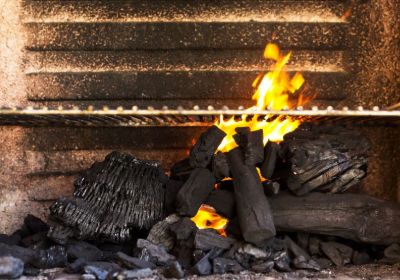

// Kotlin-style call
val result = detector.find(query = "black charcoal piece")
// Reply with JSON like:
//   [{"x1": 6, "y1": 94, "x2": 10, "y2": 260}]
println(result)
[
  {"x1": 213, "y1": 257, "x2": 243, "y2": 274},
  {"x1": 0, "y1": 244, "x2": 35, "y2": 263},
  {"x1": 176, "y1": 168, "x2": 216, "y2": 217},
  {"x1": 170, "y1": 158, "x2": 193, "y2": 181},
  {"x1": 352, "y1": 250, "x2": 370, "y2": 265},
  {"x1": 380, "y1": 243, "x2": 400, "y2": 264},
  {"x1": 262, "y1": 181, "x2": 280, "y2": 197},
  {"x1": 109, "y1": 268, "x2": 153, "y2": 280},
  {"x1": 163, "y1": 261, "x2": 185, "y2": 279},
  {"x1": 194, "y1": 229, "x2": 235, "y2": 251},
  {"x1": 313, "y1": 257, "x2": 332, "y2": 269},
  {"x1": 67, "y1": 241, "x2": 103, "y2": 262},
  {"x1": 170, "y1": 217, "x2": 197, "y2": 241},
  {"x1": 251, "y1": 260, "x2": 274, "y2": 273},
  {"x1": 164, "y1": 180, "x2": 184, "y2": 214},
  {"x1": 147, "y1": 214, "x2": 180, "y2": 251},
  {"x1": 0, "y1": 233, "x2": 21, "y2": 246},
  {"x1": 270, "y1": 192, "x2": 400, "y2": 245},
  {"x1": 296, "y1": 232, "x2": 310, "y2": 251},
  {"x1": 260, "y1": 141, "x2": 280, "y2": 179},
  {"x1": 273, "y1": 251, "x2": 292, "y2": 272},
  {"x1": 205, "y1": 189, "x2": 236, "y2": 219},
  {"x1": 137, "y1": 239, "x2": 175, "y2": 266},
  {"x1": 47, "y1": 224, "x2": 75, "y2": 245},
  {"x1": 237, "y1": 243, "x2": 270, "y2": 260},
  {"x1": 84, "y1": 262, "x2": 121, "y2": 280},
  {"x1": 212, "y1": 152, "x2": 230, "y2": 180},
  {"x1": 308, "y1": 236, "x2": 322, "y2": 256},
  {"x1": 227, "y1": 148, "x2": 276, "y2": 246},
  {"x1": 293, "y1": 256, "x2": 321, "y2": 271},
  {"x1": 23, "y1": 266, "x2": 40, "y2": 277},
  {"x1": 192, "y1": 254, "x2": 212, "y2": 276},
  {"x1": 171, "y1": 237, "x2": 195, "y2": 269},
  {"x1": 233, "y1": 129, "x2": 264, "y2": 166},
  {"x1": 283, "y1": 235, "x2": 311, "y2": 260},
  {"x1": 0, "y1": 257, "x2": 24, "y2": 279},
  {"x1": 320, "y1": 242, "x2": 353, "y2": 266},
  {"x1": 116, "y1": 252, "x2": 155, "y2": 270},
  {"x1": 189, "y1": 125, "x2": 226, "y2": 168},
  {"x1": 49, "y1": 152, "x2": 167, "y2": 243},
  {"x1": 31, "y1": 245, "x2": 68, "y2": 269},
  {"x1": 20, "y1": 232, "x2": 48, "y2": 249},
  {"x1": 24, "y1": 215, "x2": 49, "y2": 235},
  {"x1": 66, "y1": 258, "x2": 87, "y2": 273}
]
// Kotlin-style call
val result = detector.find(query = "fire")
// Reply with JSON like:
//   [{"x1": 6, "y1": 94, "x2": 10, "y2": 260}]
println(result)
[
  {"x1": 216, "y1": 43, "x2": 307, "y2": 153},
  {"x1": 191, "y1": 205, "x2": 228, "y2": 237}
]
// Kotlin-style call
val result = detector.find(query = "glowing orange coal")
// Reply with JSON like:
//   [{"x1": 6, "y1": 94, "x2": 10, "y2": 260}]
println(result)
[
  {"x1": 216, "y1": 43, "x2": 307, "y2": 153},
  {"x1": 191, "y1": 205, "x2": 228, "y2": 237}
]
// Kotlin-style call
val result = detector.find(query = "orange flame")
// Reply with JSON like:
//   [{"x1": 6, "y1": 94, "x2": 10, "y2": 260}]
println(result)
[
  {"x1": 216, "y1": 43, "x2": 308, "y2": 153},
  {"x1": 191, "y1": 205, "x2": 228, "y2": 237}
]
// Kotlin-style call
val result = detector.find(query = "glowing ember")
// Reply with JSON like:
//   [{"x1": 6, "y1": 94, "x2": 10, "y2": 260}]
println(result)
[
  {"x1": 216, "y1": 43, "x2": 308, "y2": 153},
  {"x1": 191, "y1": 204, "x2": 228, "y2": 237}
]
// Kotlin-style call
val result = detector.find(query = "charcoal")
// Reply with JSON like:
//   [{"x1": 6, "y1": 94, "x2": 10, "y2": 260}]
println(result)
[
  {"x1": 50, "y1": 152, "x2": 167, "y2": 243},
  {"x1": 237, "y1": 243, "x2": 270, "y2": 260},
  {"x1": 0, "y1": 257, "x2": 24, "y2": 279},
  {"x1": 296, "y1": 233, "x2": 310, "y2": 252},
  {"x1": 171, "y1": 237, "x2": 195, "y2": 269},
  {"x1": 280, "y1": 123, "x2": 369, "y2": 195},
  {"x1": 194, "y1": 229, "x2": 235, "y2": 251},
  {"x1": 66, "y1": 241, "x2": 103, "y2": 262},
  {"x1": 227, "y1": 148, "x2": 276, "y2": 246},
  {"x1": 136, "y1": 239, "x2": 175, "y2": 266},
  {"x1": 47, "y1": 224, "x2": 75, "y2": 245},
  {"x1": 97, "y1": 243, "x2": 132, "y2": 255},
  {"x1": 233, "y1": 129, "x2": 264, "y2": 166},
  {"x1": 380, "y1": 243, "x2": 400, "y2": 264},
  {"x1": 308, "y1": 236, "x2": 321, "y2": 256},
  {"x1": 116, "y1": 252, "x2": 155, "y2": 270},
  {"x1": 313, "y1": 257, "x2": 332, "y2": 269},
  {"x1": 213, "y1": 257, "x2": 243, "y2": 274},
  {"x1": 0, "y1": 233, "x2": 21, "y2": 246},
  {"x1": 21, "y1": 232, "x2": 49, "y2": 249},
  {"x1": 170, "y1": 158, "x2": 193, "y2": 181},
  {"x1": 162, "y1": 261, "x2": 185, "y2": 279},
  {"x1": 352, "y1": 250, "x2": 370, "y2": 265},
  {"x1": 23, "y1": 266, "x2": 40, "y2": 276},
  {"x1": 24, "y1": 215, "x2": 49, "y2": 235},
  {"x1": 193, "y1": 250, "x2": 206, "y2": 263},
  {"x1": 273, "y1": 251, "x2": 292, "y2": 272},
  {"x1": 164, "y1": 180, "x2": 184, "y2": 214},
  {"x1": 0, "y1": 243, "x2": 35, "y2": 263},
  {"x1": 84, "y1": 262, "x2": 121, "y2": 280},
  {"x1": 293, "y1": 256, "x2": 320, "y2": 271},
  {"x1": 320, "y1": 241, "x2": 353, "y2": 266},
  {"x1": 147, "y1": 214, "x2": 179, "y2": 251},
  {"x1": 260, "y1": 141, "x2": 280, "y2": 179},
  {"x1": 31, "y1": 245, "x2": 68, "y2": 269},
  {"x1": 212, "y1": 152, "x2": 230, "y2": 180},
  {"x1": 251, "y1": 260, "x2": 274, "y2": 273},
  {"x1": 192, "y1": 254, "x2": 212, "y2": 276},
  {"x1": 176, "y1": 168, "x2": 216, "y2": 217},
  {"x1": 205, "y1": 189, "x2": 236, "y2": 219},
  {"x1": 66, "y1": 258, "x2": 87, "y2": 273},
  {"x1": 109, "y1": 268, "x2": 153, "y2": 280},
  {"x1": 170, "y1": 217, "x2": 197, "y2": 241},
  {"x1": 283, "y1": 235, "x2": 311, "y2": 260},
  {"x1": 262, "y1": 181, "x2": 280, "y2": 197},
  {"x1": 189, "y1": 125, "x2": 226, "y2": 168}
]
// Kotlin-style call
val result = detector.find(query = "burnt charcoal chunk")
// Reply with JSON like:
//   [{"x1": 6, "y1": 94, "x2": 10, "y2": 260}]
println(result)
[
  {"x1": 170, "y1": 158, "x2": 193, "y2": 181},
  {"x1": 192, "y1": 255, "x2": 212, "y2": 276},
  {"x1": 189, "y1": 125, "x2": 226, "y2": 168},
  {"x1": 212, "y1": 152, "x2": 230, "y2": 180},
  {"x1": 273, "y1": 251, "x2": 291, "y2": 272},
  {"x1": 116, "y1": 252, "x2": 155, "y2": 269},
  {"x1": 313, "y1": 257, "x2": 332, "y2": 269},
  {"x1": 308, "y1": 236, "x2": 322, "y2": 256},
  {"x1": 293, "y1": 256, "x2": 321, "y2": 271},
  {"x1": 237, "y1": 243, "x2": 271, "y2": 260},
  {"x1": 137, "y1": 239, "x2": 175, "y2": 266},
  {"x1": 147, "y1": 214, "x2": 180, "y2": 251},
  {"x1": 163, "y1": 261, "x2": 185, "y2": 279},
  {"x1": 0, "y1": 244, "x2": 35, "y2": 263},
  {"x1": 283, "y1": 235, "x2": 311, "y2": 260},
  {"x1": 0, "y1": 257, "x2": 24, "y2": 279},
  {"x1": 205, "y1": 189, "x2": 236, "y2": 219},
  {"x1": 251, "y1": 260, "x2": 274, "y2": 273},
  {"x1": 84, "y1": 262, "x2": 121, "y2": 280},
  {"x1": 164, "y1": 180, "x2": 184, "y2": 214},
  {"x1": 352, "y1": 251, "x2": 370, "y2": 265},
  {"x1": 66, "y1": 258, "x2": 87, "y2": 273},
  {"x1": 67, "y1": 241, "x2": 103, "y2": 262},
  {"x1": 23, "y1": 266, "x2": 40, "y2": 276},
  {"x1": 31, "y1": 245, "x2": 68, "y2": 269},
  {"x1": 24, "y1": 215, "x2": 49, "y2": 234},
  {"x1": 109, "y1": 268, "x2": 153, "y2": 280},
  {"x1": 49, "y1": 152, "x2": 167, "y2": 243},
  {"x1": 380, "y1": 243, "x2": 400, "y2": 264},
  {"x1": 0, "y1": 234, "x2": 21, "y2": 246},
  {"x1": 20, "y1": 232, "x2": 48, "y2": 249},
  {"x1": 47, "y1": 225, "x2": 75, "y2": 245},
  {"x1": 296, "y1": 232, "x2": 310, "y2": 251},
  {"x1": 320, "y1": 241, "x2": 353, "y2": 266},
  {"x1": 260, "y1": 141, "x2": 280, "y2": 179},
  {"x1": 194, "y1": 229, "x2": 235, "y2": 251},
  {"x1": 176, "y1": 168, "x2": 216, "y2": 217},
  {"x1": 213, "y1": 257, "x2": 243, "y2": 274},
  {"x1": 170, "y1": 217, "x2": 197, "y2": 241},
  {"x1": 233, "y1": 129, "x2": 264, "y2": 166}
]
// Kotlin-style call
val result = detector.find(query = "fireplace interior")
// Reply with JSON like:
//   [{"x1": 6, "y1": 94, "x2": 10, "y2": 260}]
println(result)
[{"x1": 0, "y1": 0, "x2": 399, "y2": 279}]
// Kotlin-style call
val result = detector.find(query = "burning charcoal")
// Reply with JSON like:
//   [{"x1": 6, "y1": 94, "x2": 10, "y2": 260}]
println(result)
[
  {"x1": 0, "y1": 233, "x2": 21, "y2": 246},
  {"x1": 176, "y1": 168, "x2": 216, "y2": 217},
  {"x1": 0, "y1": 257, "x2": 24, "y2": 279},
  {"x1": 233, "y1": 129, "x2": 264, "y2": 166},
  {"x1": 260, "y1": 141, "x2": 280, "y2": 179},
  {"x1": 320, "y1": 241, "x2": 353, "y2": 266},
  {"x1": 170, "y1": 158, "x2": 193, "y2": 181},
  {"x1": 213, "y1": 257, "x2": 243, "y2": 274},
  {"x1": 280, "y1": 123, "x2": 369, "y2": 195},
  {"x1": 273, "y1": 250, "x2": 292, "y2": 272},
  {"x1": 237, "y1": 243, "x2": 270, "y2": 260},
  {"x1": 24, "y1": 215, "x2": 49, "y2": 234},
  {"x1": 227, "y1": 148, "x2": 276, "y2": 246},
  {"x1": 189, "y1": 125, "x2": 226, "y2": 168},
  {"x1": 205, "y1": 189, "x2": 236, "y2": 219},
  {"x1": 0, "y1": 243, "x2": 35, "y2": 263},
  {"x1": 380, "y1": 243, "x2": 400, "y2": 264},
  {"x1": 352, "y1": 250, "x2": 370, "y2": 265},
  {"x1": 137, "y1": 239, "x2": 175, "y2": 266},
  {"x1": 66, "y1": 258, "x2": 87, "y2": 273},
  {"x1": 262, "y1": 181, "x2": 280, "y2": 197},
  {"x1": 147, "y1": 214, "x2": 180, "y2": 251},
  {"x1": 84, "y1": 262, "x2": 121, "y2": 280},
  {"x1": 212, "y1": 152, "x2": 230, "y2": 180},
  {"x1": 108, "y1": 268, "x2": 153, "y2": 280},
  {"x1": 170, "y1": 217, "x2": 197, "y2": 241},
  {"x1": 192, "y1": 254, "x2": 212, "y2": 276},
  {"x1": 162, "y1": 261, "x2": 185, "y2": 279},
  {"x1": 251, "y1": 260, "x2": 274, "y2": 273},
  {"x1": 50, "y1": 152, "x2": 167, "y2": 243},
  {"x1": 67, "y1": 241, "x2": 103, "y2": 262},
  {"x1": 165, "y1": 180, "x2": 184, "y2": 214},
  {"x1": 194, "y1": 229, "x2": 235, "y2": 251},
  {"x1": 116, "y1": 252, "x2": 155, "y2": 270},
  {"x1": 31, "y1": 245, "x2": 68, "y2": 269}
]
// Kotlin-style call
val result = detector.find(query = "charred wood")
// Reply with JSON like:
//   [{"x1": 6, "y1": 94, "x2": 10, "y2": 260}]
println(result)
[
  {"x1": 205, "y1": 189, "x2": 236, "y2": 219},
  {"x1": 212, "y1": 152, "x2": 230, "y2": 180},
  {"x1": 259, "y1": 141, "x2": 280, "y2": 179},
  {"x1": 170, "y1": 158, "x2": 193, "y2": 182},
  {"x1": 233, "y1": 129, "x2": 264, "y2": 166}
]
